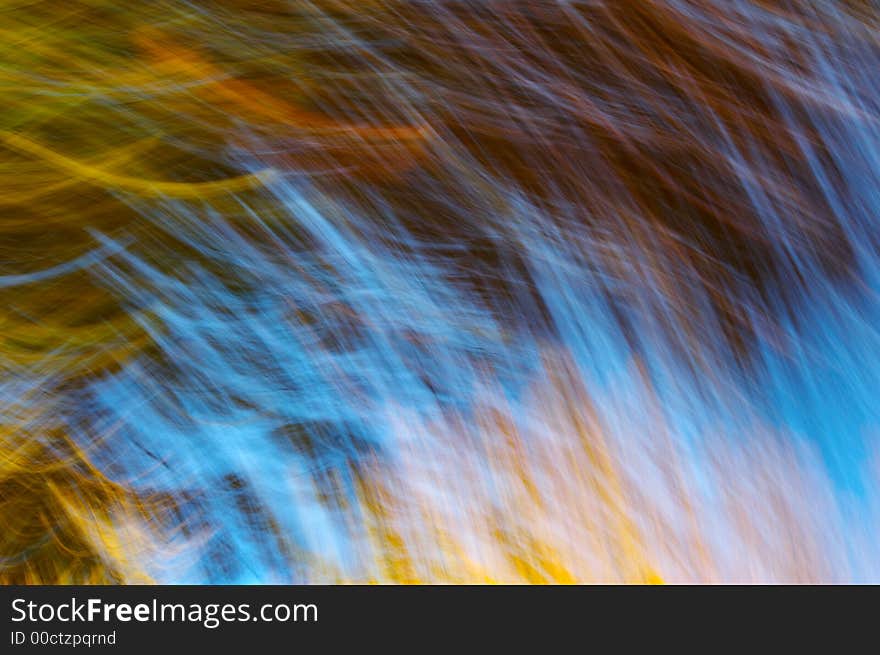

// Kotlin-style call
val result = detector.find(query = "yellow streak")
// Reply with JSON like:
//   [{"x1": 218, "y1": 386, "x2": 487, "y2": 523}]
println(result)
[{"x1": 0, "y1": 131, "x2": 277, "y2": 199}]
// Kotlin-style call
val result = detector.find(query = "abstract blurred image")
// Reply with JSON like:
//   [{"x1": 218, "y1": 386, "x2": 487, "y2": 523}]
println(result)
[{"x1": 2, "y1": 0, "x2": 880, "y2": 584}]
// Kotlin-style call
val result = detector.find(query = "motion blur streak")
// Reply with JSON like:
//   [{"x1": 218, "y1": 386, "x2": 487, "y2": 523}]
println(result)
[{"x1": 1, "y1": 1, "x2": 879, "y2": 583}]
